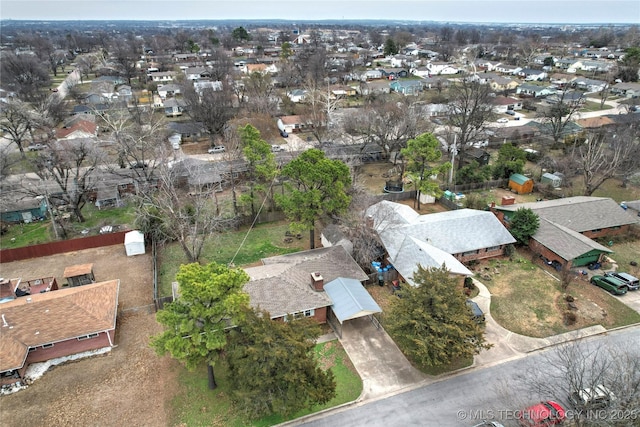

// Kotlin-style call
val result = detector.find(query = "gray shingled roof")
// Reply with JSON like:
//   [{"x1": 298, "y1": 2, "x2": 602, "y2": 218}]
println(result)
[
  {"x1": 381, "y1": 235, "x2": 472, "y2": 285},
  {"x1": 243, "y1": 246, "x2": 368, "y2": 318},
  {"x1": 375, "y1": 206, "x2": 516, "y2": 255},
  {"x1": 496, "y1": 197, "x2": 638, "y2": 232},
  {"x1": 533, "y1": 219, "x2": 613, "y2": 261}
]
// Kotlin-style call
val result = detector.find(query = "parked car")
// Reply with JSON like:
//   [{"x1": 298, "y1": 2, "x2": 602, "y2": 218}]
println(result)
[
  {"x1": 590, "y1": 275, "x2": 628, "y2": 295},
  {"x1": 569, "y1": 384, "x2": 616, "y2": 410},
  {"x1": 466, "y1": 299, "x2": 485, "y2": 323},
  {"x1": 279, "y1": 130, "x2": 289, "y2": 138},
  {"x1": 604, "y1": 272, "x2": 639, "y2": 291},
  {"x1": 207, "y1": 146, "x2": 225, "y2": 154},
  {"x1": 27, "y1": 143, "x2": 46, "y2": 151},
  {"x1": 505, "y1": 110, "x2": 516, "y2": 116},
  {"x1": 518, "y1": 401, "x2": 565, "y2": 426},
  {"x1": 497, "y1": 118, "x2": 509, "y2": 123},
  {"x1": 129, "y1": 161, "x2": 148, "y2": 169},
  {"x1": 271, "y1": 145, "x2": 285, "y2": 152}
]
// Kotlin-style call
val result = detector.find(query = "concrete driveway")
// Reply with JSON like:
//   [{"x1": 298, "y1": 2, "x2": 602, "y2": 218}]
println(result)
[{"x1": 338, "y1": 316, "x2": 426, "y2": 400}]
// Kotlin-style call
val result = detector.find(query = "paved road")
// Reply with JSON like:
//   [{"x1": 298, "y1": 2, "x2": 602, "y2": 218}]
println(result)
[{"x1": 295, "y1": 327, "x2": 640, "y2": 427}]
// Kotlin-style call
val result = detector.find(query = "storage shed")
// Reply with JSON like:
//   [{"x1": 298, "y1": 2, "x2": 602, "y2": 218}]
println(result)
[
  {"x1": 508, "y1": 173, "x2": 534, "y2": 195},
  {"x1": 63, "y1": 263, "x2": 95, "y2": 287},
  {"x1": 124, "y1": 230, "x2": 146, "y2": 256},
  {"x1": 541, "y1": 172, "x2": 562, "y2": 188}
]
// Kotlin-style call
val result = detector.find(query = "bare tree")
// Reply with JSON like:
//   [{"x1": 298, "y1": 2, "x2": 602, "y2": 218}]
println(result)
[
  {"x1": 182, "y1": 80, "x2": 236, "y2": 145},
  {"x1": 537, "y1": 91, "x2": 585, "y2": 144},
  {"x1": 0, "y1": 53, "x2": 51, "y2": 101},
  {"x1": 573, "y1": 124, "x2": 640, "y2": 196},
  {"x1": 447, "y1": 79, "x2": 495, "y2": 167},
  {"x1": 515, "y1": 339, "x2": 640, "y2": 427},
  {"x1": 344, "y1": 98, "x2": 424, "y2": 161},
  {"x1": 0, "y1": 99, "x2": 35, "y2": 158},
  {"x1": 135, "y1": 160, "x2": 237, "y2": 263},
  {"x1": 99, "y1": 105, "x2": 170, "y2": 182},
  {"x1": 32, "y1": 138, "x2": 104, "y2": 222},
  {"x1": 239, "y1": 72, "x2": 279, "y2": 115}
]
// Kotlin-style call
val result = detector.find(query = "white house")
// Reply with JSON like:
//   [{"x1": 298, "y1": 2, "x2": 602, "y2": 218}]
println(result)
[{"x1": 426, "y1": 62, "x2": 459, "y2": 75}]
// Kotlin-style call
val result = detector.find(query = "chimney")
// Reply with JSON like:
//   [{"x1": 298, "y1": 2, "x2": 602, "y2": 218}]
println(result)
[
  {"x1": 310, "y1": 272, "x2": 324, "y2": 292},
  {"x1": 366, "y1": 215, "x2": 374, "y2": 228},
  {"x1": 501, "y1": 196, "x2": 515, "y2": 206}
]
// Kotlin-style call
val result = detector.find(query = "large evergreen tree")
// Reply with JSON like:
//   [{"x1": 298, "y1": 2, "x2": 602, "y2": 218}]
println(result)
[
  {"x1": 239, "y1": 124, "x2": 278, "y2": 216},
  {"x1": 226, "y1": 308, "x2": 336, "y2": 419},
  {"x1": 150, "y1": 262, "x2": 250, "y2": 389},
  {"x1": 492, "y1": 143, "x2": 526, "y2": 179},
  {"x1": 275, "y1": 149, "x2": 351, "y2": 249},
  {"x1": 509, "y1": 208, "x2": 540, "y2": 245},
  {"x1": 401, "y1": 132, "x2": 451, "y2": 210},
  {"x1": 385, "y1": 266, "x2": 491, "y2": 367}
]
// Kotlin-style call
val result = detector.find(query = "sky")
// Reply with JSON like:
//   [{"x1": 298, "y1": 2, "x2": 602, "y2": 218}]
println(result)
[{"x1": 0, "y1": 0, "x2": 638, "y2": 24}]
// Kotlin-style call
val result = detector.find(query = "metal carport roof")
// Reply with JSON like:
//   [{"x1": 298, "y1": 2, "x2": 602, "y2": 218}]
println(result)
[{"x1": 324, "y1": 277, "x2": 382, "y2": 324}]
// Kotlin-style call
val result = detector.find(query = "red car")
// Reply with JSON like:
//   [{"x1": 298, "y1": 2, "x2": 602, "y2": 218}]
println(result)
[{"x1": 519, "y1": 401, "x2": 565, "y2": 426}]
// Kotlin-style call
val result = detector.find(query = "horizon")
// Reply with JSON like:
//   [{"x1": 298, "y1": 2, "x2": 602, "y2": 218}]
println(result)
[{"x1": 1, "y1": 1, "x2": 638, "y2": 25}]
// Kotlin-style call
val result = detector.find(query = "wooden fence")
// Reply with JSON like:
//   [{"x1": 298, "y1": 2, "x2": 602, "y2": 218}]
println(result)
[{"x1": 0, "y1": 230, "x2": 129, "y2": 263}]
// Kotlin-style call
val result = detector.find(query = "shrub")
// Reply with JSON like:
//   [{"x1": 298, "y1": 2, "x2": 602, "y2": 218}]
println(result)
[{"x1": 563, "y1": 310, "x2": 577, "y2": 325}]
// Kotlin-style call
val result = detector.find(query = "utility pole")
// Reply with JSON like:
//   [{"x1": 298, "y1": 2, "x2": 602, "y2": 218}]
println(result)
[{"x1": 448, "y1": 134, "x2": 457, "y2": 185}]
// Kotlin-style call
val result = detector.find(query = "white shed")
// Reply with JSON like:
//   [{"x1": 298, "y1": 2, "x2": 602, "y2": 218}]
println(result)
[{"x1": 124, "y1": 230, "x2": 146, "y2": 256}]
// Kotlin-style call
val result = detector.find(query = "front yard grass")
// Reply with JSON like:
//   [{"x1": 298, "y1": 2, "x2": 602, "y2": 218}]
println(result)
[
  {"x1": 169, "y1": 340, "x2": 361, "y2": 427},
  {"x1": 477, "y1": 248, "x2": 640, "y2": 337}
]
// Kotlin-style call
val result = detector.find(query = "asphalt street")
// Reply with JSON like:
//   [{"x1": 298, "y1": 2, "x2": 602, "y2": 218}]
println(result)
[{"x1": 296, "y1": 327, "x2": 640, "y2": 427}]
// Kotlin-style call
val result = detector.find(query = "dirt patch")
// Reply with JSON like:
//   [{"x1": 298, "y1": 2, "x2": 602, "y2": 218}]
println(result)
[{"x1": 0, "y1": 245, "x2": 179, "y2": 427}]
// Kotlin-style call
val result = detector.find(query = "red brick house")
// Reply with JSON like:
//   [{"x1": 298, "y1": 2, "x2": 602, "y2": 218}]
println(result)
[
  {"x1": 0, "y1": 280, "x2": 120, "y2": 386},
  {"x1": 242, "y1": 246, "x2": 370, "y2": 324},
  {"x1": 493, "y1": 197, "x2": 637, "y2": 268},
  {"x1": 365, "y1": 201, "x2": 516, "y2": 286}
]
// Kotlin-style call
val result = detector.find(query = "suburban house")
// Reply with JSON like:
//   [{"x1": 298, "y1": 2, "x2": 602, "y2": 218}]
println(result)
[
  {"x1": 425, "y1": 61, "x2": 459, "y2": 75},
  {"x1": 0, "y1": 280, "x2": 120, "y2": 386},
  {"x1": 243, "y1": 246, "x2": 380, "y2": 337},
  {"x1": 279, "y1": 115, "x2": 314, "y2": 133},
  {"x1": 287, "y1": 89, "x2": 307, "y2": 103},
  {"x1": 0, "y1": 194, "x2": 48, "y2": 223},
  {"x1": 55, "y1": 120, "x2": 98, "y2": 140},
  {"x1": 163, "y1": 98, "x2": 188, "y2": 117},
  {"x1": 365, "y1": 201, "x2": 516, "y2": 286},
  {"x1": 358, "y1": 80, "x2": 391, "y2": 96},
  {"x1": 390, "y1": 80, "x2": 423, "y2": 96},
  {"x1": 518, "y1": 68, "x2": 548, "y2": 81},
  {"x1": 147, "y1": 71, "x2": 176, "y2": 83},
  {"x1": 516, "y1": 83, "x2": 556, "y2": 98},
  {"x1": 157, "y1": 83, "x2": 182, "y2": 100},
  {"x1": 492, "y1": 96, "x2": 523, "y2": 114},
  {"x1": 481, "y1": 74, "x2": 520, "y2": 92},
  {"x1": 494, "y1": 64, "x2": 522, "y2": 75},
  {"x1": 611, "y1": 82, "x2": 640, "y2": 98},
  {"x1": 492, "y1": 197, "x2": 638, "y2": 268}
]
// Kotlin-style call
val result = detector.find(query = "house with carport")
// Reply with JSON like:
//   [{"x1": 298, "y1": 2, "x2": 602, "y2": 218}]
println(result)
[{"x1": 243, "y1": 246, "x2": 381, "y2": 338}]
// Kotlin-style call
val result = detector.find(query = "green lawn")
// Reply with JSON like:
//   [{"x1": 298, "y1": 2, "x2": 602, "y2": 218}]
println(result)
[
  {"x1": 158, "y1": 221, "x2": 308, "y2": 297},
  {"x1": 481, "y1": 249, "x2": 640, "y2": 337},
  {"x1": 1, "y1": 221, "x2": 52, "y2": 249},
  {"x1": 1, "y1": 202, "x2": 136, "y2": 249},
  {"x1": 169, "y1": 340, "x2": 361, "y2": 427}
]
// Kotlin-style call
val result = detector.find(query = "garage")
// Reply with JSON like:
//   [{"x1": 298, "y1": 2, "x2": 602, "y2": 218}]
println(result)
[{"x1": 572, "y1": 250, "x2": 605, "y2": 267}]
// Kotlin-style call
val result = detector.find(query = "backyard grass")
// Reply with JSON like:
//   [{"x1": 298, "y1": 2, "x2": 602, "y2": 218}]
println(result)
[
  {"x1": 157, "y1": 221, "x2": 308, "y2": 297},
  {"x1": 1, "y1": 220, "x2": 52, "y2": 248},
  {"x1": 169, "y1": 340, "x2": 361, "y2": 427},
  {"x1": 477, "y1": 248, "x2": 640, "y2": 337},
  {"x1": 581, "y1": 101, "x2": 613, "y2": 112},
  {"x1": 0, "y1": 202, "x2": 136, "y2": 249}
]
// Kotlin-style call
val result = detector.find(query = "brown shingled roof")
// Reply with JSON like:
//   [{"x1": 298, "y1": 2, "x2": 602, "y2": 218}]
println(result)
[{"x1": 0, "y1": 280, "x2": 119, "y2": 372}]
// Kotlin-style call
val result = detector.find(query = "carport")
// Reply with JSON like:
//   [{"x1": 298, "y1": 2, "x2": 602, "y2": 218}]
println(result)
[{"x1": 324, "y1": 277, "x2": 382, "y2": 339}]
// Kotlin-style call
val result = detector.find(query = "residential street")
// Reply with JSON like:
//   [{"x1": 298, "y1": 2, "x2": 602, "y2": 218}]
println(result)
[{"x1": 294, "y1": 326, "x2": 640, "y2": 427}]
